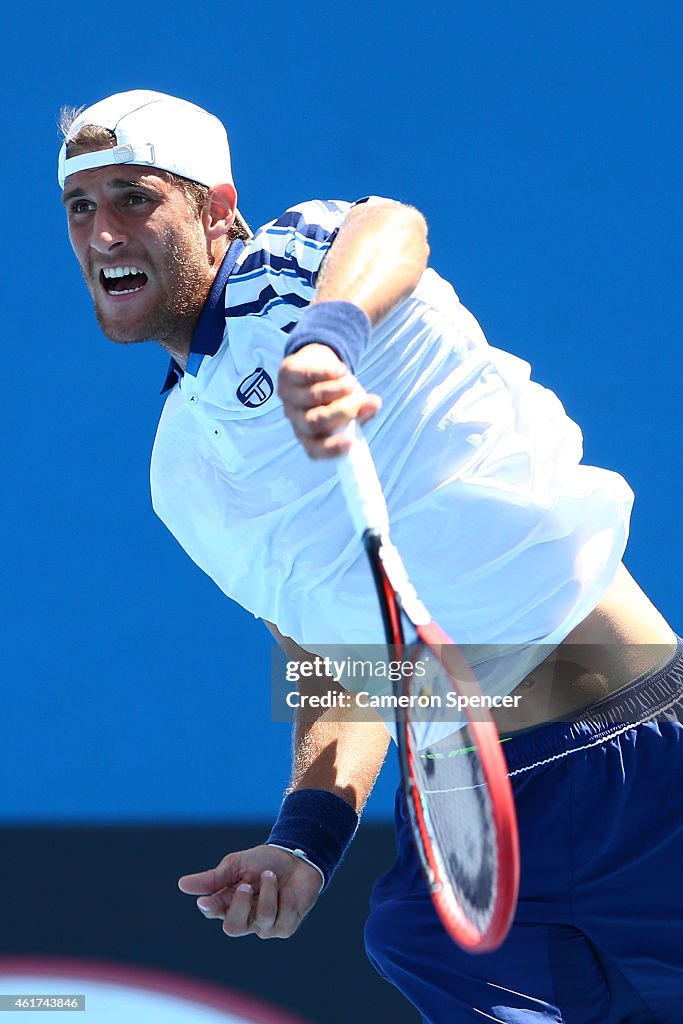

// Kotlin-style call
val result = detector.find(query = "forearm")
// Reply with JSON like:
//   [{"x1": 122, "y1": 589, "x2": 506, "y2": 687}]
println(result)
[
  {"x1": 313, "y1": 201, "x2": 430, "y2": 327},
  {"x1": 264, "y1": 622, "x2": 390, "y2": 889},
  {"x1": 290, "y1": 692, "x2": 391, "y2": 814},
  {"x1": 266, "y1": 621, "x2": 390, "y2": 812}
]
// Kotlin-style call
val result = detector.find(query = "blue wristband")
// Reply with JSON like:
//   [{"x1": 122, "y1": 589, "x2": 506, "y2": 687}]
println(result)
[
  {"x1": 283, "y1": 301, "x2": 371, "y2": 372},
  {"x1": 265, "y1": 788, "x2": 359, "y2": 890}
]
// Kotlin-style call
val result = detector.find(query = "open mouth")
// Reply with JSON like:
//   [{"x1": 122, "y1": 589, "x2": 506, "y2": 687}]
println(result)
[{"x1": 100, "y1": 265, "x2": 149, "y2": 296}]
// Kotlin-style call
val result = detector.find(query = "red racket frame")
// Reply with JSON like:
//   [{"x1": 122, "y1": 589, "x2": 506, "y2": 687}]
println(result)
[{"x1": 369, "y1": 540, "x2": 520, "y2": 952}]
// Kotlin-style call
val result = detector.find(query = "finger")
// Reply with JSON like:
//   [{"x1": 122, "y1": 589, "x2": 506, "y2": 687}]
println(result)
[
  {"x1": 290, "y1": 389, "x2": 372, "y2": 440},
  {"x1": 271, "y1": 885, "x2": 305, "y2": 938},
  {"x1": 222, "y1": 883, "x2": 255, "y2": 938},
  {"x1": 278, "y1": 352, "x2": 347, "y2": 390},
  {"x1": 196, "y1": 887, "x2": 233, "y2": 920},
  {"x1": 356, "y1": 394, "x2": 382, "y2": 425},
  {"x1": 281, "y1": 375, "x2": 356, "y2": 412},
  {"x1": 297, "y1": 398, "x2": 364, "y2": 438},
  {"x1": 178, "y1": 866, "x2": 232, "y2": 895},
  {"x1": 251, "y1": 870, "x2": 279, "y2": 937},
  {"x1": 297, "y1": 431, "x2": 355, "y2": 461}
]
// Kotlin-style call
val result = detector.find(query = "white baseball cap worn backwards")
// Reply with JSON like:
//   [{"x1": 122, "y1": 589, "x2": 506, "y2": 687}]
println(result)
[{"x1": 58, "y1": 89, "x2": 249, "y2": 233}]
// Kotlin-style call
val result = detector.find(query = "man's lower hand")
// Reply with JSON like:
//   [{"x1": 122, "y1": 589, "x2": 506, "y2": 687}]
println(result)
[{"x1": 178, "y1": 844, "x2": 323, "y2": 939}]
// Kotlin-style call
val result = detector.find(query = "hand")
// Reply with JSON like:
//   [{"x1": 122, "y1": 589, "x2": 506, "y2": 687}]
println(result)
[
  {"x1": 277, "y1": 344, "x2": 381, "y2": 459},
  {"x1": 178, "y1": 844, "x2": 323, "y2": 939}
]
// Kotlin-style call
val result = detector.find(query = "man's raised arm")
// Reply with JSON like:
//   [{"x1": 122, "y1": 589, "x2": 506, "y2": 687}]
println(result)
[{"x1": 278, "y1": 201, "x2": 429, "y2": 459}]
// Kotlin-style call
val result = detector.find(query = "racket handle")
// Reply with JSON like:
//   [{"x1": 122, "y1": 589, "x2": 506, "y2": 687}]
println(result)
[{"x1": 336, "y1": 422, "x2": 390, "y2": 536}]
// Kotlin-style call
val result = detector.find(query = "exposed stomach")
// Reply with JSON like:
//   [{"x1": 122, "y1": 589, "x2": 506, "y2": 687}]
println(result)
[{"x1": 492, "y1": 562, "x2": 677, "y2": 734}]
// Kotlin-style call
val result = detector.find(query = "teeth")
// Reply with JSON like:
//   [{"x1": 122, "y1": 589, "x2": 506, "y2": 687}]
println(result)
[{"x1": 102, "y1": 266, "x2": 144, "y2": 279}]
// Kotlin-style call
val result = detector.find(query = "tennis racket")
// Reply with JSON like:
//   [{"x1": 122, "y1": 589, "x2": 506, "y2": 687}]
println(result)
[{"x1": 337, "y1": 422, "x2": 520, "y2": 953}]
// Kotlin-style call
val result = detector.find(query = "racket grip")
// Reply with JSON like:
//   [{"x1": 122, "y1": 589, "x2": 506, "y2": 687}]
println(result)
[{"x1": 336, "y1": 422, "x2": 390, "y2": 535}]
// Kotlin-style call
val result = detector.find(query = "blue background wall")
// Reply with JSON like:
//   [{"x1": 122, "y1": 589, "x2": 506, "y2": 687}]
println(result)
[{"x1": 2, "y1": 1, "x2": 680, "y2": 822}]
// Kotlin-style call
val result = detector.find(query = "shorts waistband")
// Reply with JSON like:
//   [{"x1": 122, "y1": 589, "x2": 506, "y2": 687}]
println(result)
[{"x1": 503, "y1": 637, "x2": 683, "y2": 775}]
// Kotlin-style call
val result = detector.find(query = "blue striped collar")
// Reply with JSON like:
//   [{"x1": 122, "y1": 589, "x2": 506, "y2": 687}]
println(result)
[{"x1": 160, "y1": 238, "x2": 245, "y2": 394}]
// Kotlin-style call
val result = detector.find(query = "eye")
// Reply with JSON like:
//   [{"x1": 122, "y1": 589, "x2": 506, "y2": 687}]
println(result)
[
  {"x1": 125, "y1": 192, "x2": 151, "y2": 206},
  {"x1": 69, "y1": 199, "x2": 95, "y2": 215}
]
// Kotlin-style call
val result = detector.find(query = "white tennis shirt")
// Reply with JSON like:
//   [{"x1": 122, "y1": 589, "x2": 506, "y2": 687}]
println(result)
[{"x1": 150, "y1": 198, "x2": 633, "y2": 699}]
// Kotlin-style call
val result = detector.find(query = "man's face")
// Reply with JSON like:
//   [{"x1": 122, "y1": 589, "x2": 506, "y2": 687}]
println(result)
[{"x1": 63, "y1": 164, "x2": 215, "y2": 346}]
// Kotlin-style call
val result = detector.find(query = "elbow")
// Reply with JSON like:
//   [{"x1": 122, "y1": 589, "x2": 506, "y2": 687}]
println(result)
[
  {"x1": 415, "y1": 210, "x2": 430, "y2": 276},
  {"x1": 404, "y1": 202, "x2": 428, "y2": 239},
  {"x1": 397, "y1": 203, "x2": 430, "y2": 280},
  {"x1": 347, "y1": 199, "x2": 430, "y2": 269}
]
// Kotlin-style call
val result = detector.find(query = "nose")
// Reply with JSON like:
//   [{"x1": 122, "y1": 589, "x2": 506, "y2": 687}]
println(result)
[{"x1": 89, "y1": 203, "x2": 129, "y2": 255}]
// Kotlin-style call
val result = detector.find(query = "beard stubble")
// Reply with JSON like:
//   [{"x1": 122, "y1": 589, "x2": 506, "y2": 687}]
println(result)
[{"x1": 90, "y1": 219, "x2": 216, "y2": 350}]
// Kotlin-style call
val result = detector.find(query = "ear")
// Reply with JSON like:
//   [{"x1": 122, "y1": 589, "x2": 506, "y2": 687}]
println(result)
[{"x1": 202, "y1": 182, "x2": 238, "y2": 240}]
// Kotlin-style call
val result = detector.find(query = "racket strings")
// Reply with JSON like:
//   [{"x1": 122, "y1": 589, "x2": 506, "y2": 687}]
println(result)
[{"x1": 405, "y1": 651, "x2": 499, "y2": 935}]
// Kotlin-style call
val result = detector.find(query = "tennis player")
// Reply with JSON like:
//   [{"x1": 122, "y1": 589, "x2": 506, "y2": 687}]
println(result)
[{"x1": 59, "y1": 90, "x2": 682, "y2": 1023}]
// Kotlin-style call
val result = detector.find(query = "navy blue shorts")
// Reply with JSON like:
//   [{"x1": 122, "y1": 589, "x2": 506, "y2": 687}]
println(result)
[{"x1": 365, "y1": 639, "x2": 683, "y2": 1023}]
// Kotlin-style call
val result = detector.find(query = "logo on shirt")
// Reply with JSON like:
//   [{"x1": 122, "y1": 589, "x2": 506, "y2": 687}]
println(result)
[{"x1": 237, "y1": 367, "x2": 274, "y2": 408}]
